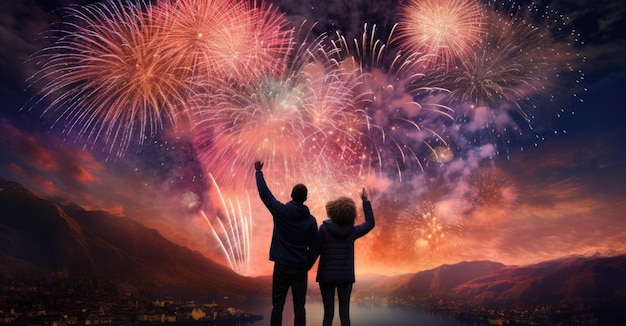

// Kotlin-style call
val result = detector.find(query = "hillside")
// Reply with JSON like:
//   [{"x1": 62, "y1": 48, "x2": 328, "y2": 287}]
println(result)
[
  {"x1": 355, "y1": 255, "x2": 626, "y2": 306},
  {"x1": 449, "y1": 254, "x2": 626, "y2": 304},
  {"x1": 354, "y1": 260, "x2": 506, "y2": 297},
  {"x1": 0, "y1": 179, "x2": 267, "y2": 301}
]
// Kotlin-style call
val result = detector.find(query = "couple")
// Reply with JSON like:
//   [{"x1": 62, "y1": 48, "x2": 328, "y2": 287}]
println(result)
[{"x1": 254, "y1": 161, "x2": 375, "y2": 326}]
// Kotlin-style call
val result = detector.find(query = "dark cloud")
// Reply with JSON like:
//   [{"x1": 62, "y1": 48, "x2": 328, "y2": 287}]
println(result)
[{"x1": 0, "y1": 0, "x2": 57, "y2": 93}]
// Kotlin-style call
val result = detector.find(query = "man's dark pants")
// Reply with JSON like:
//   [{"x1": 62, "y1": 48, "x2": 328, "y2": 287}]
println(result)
[{"x1": 271, "y1": 262, "x2": 308, "y2": 326}]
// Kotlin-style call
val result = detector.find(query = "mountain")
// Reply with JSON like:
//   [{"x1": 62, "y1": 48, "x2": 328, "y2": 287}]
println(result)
[
  {"x1": 354, "y1": 261, "x2": 505, "y2": 297},
  {"x1": 449, "y1": 254, "x2": 626, "y2": 304},
  {"x1": 0, "y1": 178, "x2": 267, "y2": 301},
  {"x1": 355, "y1": 255, "x2": 626, "y2": 305}
]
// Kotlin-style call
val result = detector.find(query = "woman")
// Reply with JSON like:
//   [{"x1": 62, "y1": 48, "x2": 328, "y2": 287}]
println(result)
[{"x1": 315, "y1": 187, "x2": 375, "y2": 326}]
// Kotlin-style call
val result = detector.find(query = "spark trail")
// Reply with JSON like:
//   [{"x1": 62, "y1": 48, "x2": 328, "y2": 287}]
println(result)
[{"x1": 201, "y1": 174, "x2": 252, "y2": 276}]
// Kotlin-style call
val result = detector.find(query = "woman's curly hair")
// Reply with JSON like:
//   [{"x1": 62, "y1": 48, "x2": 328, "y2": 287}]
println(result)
[{"x1": 325, "y1": 196, "x2": 357, "y2": 225}]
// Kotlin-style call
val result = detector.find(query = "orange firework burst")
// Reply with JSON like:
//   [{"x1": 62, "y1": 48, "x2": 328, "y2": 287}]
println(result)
[
  {"x1": 397, "y1": 0, "x2": 487, "y2": 68},
  {"x1": 396, "y1": 201, "x2": 463, "y2": 256},
  {"x1": 429, "y1": 145, "x2": 454, "y2": 163},
  {"x1": 28, "y1": 0, "x2": 191, "y2": 156}
]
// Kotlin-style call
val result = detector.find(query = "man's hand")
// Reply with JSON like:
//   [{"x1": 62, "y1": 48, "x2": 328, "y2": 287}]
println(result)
[
  {"x1": 361, "y1": 187, "x2": 368, "y2": 202},
  {"x1": 254, "y1": 161, "x2": 264, "y2": 171}
]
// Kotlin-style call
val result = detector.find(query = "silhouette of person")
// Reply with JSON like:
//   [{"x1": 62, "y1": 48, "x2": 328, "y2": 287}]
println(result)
[
  {"x1": 254, "y1": 161, "x2": 318, "y2": 326},
  {"x1": 315, "y1": 187, "x2": 375, "y2": 326}
]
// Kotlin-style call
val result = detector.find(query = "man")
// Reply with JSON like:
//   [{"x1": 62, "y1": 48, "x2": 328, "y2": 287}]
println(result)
[{"x1": 254, "y1": 161, "x2": 318, "y2": 326}]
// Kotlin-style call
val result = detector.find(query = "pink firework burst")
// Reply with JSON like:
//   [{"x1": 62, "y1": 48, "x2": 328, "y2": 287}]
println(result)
[
  {"x1": 28, "y1": 0, "x2": 191, "y2": 156},
  {"x1": 397, "y1": 0, "x2": 487, "y2": 68},
  {"x1": 151, "y1": 0, "x2": 293, "y2": 83},
  {"x1": 191, "y1": 26, "x2": 367, "y2": 190}
]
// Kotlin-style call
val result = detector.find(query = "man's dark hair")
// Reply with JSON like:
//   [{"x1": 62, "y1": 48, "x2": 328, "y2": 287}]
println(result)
[{"x1": 291, "y1": 184, "x2": 308, "y2": 203}]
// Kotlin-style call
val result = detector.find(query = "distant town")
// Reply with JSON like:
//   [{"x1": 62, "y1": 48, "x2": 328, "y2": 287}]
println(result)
[
  {"x1": 1, "y1": 277, "x2": 262, "y2": 325},
  {"x1": 2, "y1": 276, "x2": 620, "y2": 326}
]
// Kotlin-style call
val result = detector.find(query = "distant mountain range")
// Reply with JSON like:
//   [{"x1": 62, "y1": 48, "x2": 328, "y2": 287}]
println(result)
[
  {"x1": 354, "y1": 253, "x2": 626, "y2": 306},
  {"x1": 354, "y1": 260, "x2": 506, "y2": 297},
  {"x1": 0, "y1": 178, "x2": 267, "y2": 301},
  {"x1": 2, "y1": 178, "x2": 625, "y2": 307}
]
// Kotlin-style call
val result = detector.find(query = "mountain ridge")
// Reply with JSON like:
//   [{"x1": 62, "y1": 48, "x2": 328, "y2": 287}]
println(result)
[
  {"x1": 353, "y1": 254, "x2": 626, "y2": 306},
  {"x1": 0, "y1": 178, "x2": 267, "y2": 301}
]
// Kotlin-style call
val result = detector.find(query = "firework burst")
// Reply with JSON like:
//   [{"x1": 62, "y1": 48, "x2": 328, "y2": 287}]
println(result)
[
  {"x1": 429, "y1": 145, "x2": 454, "y2": 164},
  {"x1": 330, "y1": 23, "x2": 454, "y2": 180},
  {"x1": 462, "y1": 168, "x2": 517, "y2": 228},
  {"x1": 430, "y1": 1, "x2": 585, "y2": 155},
  {"x1": 396, "y1": 0, "x2": 487, "y2": 68},
  {"x1": 28, "y1": 0, "x2": 192, "y2": 156},
  {"x1": 191, "y1": 25, "x2": 367, "y2": 190},
  {"x1": 151, "y1": 0, "x2": 293, "y2": 83},
  {"x1": 396, "y1": 201, "x2": 463, "y2": 256}
]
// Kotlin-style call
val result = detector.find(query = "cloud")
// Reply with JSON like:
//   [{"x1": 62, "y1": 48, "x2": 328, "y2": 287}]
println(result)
[
  {"x1": 0, "y1": 0, "x2": 56, "y2": 87},
  {"x1": 0, "y1": 118, "x2": 102, "y2": 192}
]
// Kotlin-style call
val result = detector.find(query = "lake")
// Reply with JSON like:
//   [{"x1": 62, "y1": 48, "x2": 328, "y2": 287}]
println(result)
[{"x1": 239, "y1": 297, "x2": 463, "y2": 326}]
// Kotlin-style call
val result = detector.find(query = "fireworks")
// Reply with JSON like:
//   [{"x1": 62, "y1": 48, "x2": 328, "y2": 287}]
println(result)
[
  {"x1": 191, "y1": 26, "x2": 367, "y2": 190},
  {"x1": 151, "y1": 0, "x2": 293, "y2": 82},
  {"x1": 201, "y1": 174, "x2": 252, "y2": 276},
  {"x1": 330, "y1": 23, "x2": 454, "y2": 180},
  {"x1": 397, "y1": 0, "x2": 487, "y2": 68},
  {"x1": 429, "y1": 145, "x2": 454, "y2": 163},
  {"x1": 462, "y1": 168, "x2": 517, "y2": 228},
  {"x1": 28, "y1": 0, "x2": 294, "y2": 156},
  {"x1": 441, "y1": 9, "x2": 566, "y2": 110},
  {"x1": 28, "y1": 0, "x2": 191, "y2": 156},
  {"x1": 25, "y1": 0, "x2": 589, "y2": 275},
  {"x1": 396, "y1": 201, "x2": 463, "y2": 255},
  {"x1": 429, "y1": 1, "x2": 585, "y2": 154}
]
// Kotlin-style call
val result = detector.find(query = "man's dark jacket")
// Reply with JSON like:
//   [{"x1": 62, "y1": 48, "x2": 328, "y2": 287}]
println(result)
[{"x1": 256, "y1": 171, "x2": 318, "y2": 269}]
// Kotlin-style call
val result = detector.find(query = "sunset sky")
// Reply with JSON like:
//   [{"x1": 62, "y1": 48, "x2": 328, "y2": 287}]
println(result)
[{"x1": 1, "y1": 0, "x2": 625, "y2": 277}]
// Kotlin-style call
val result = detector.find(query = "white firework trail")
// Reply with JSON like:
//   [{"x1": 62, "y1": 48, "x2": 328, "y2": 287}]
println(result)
[{"x1": 201, "y1": 174, "x2": 252, "y2": 276}]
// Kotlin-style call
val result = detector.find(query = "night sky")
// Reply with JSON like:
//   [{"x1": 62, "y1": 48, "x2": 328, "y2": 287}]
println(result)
[{"x1": 1, "y1": 0, "x2": 625, "y2": 277}]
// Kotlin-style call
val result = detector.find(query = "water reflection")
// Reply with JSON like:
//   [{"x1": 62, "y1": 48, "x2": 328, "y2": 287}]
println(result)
[{"x1": 240, "y1": 297, "x2": 462, "y2": 326}]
